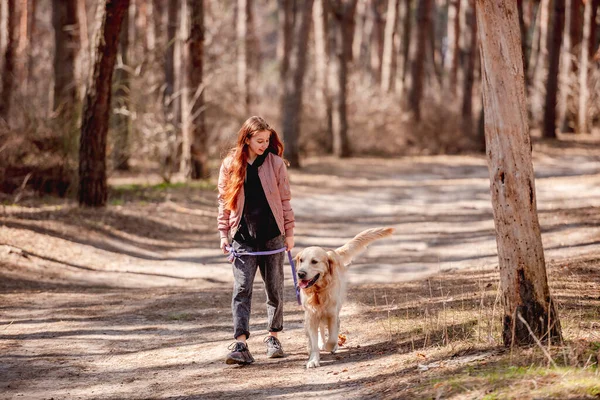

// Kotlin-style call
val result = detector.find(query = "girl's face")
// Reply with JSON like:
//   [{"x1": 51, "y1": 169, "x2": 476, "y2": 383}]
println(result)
[{"x1": 246, "y1": 130, "x2": 270, "y2": 159}]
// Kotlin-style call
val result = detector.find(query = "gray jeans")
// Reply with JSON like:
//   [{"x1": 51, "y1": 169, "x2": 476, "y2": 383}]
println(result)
[{"x1": 231, "y1": 235, "x2": 285, "y2": 339}]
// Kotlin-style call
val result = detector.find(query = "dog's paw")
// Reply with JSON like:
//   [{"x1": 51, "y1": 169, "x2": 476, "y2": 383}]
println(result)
[
  {"x1": 306, "y1": 356, "x2": 320, "y2": 368},
  {"x1": 325, "y1": 342, "x2": 339, "y2": 353}
]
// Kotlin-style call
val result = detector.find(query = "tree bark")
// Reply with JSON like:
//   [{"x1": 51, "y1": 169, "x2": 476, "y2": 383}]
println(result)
[
  {"x1": 52, "y1": 0, "x2": 79, "y2": 115},
  {"x1": 112, "y1": 2, "x2": 131, "y2": 171},
  {"x1": 79, "y1": 0, "x2": 130, "y2": 207},
  {"x1": 0, "y1": 0, "x2": 15, "y2": 123},
  {"x1": 542, "y1": 0, "x2": 565, "y2": 139},
  {"x1": 181, "y1": 0, "x2": 208, "y2": 179},
  {"x1": 476, "y1": 0, "x2": 562, "y2": 346},
  {"x1": 381, "y1": 0, "x2": 399, "y2": 92},
  {"x1": 281, "y1": 0, "x2": 314, "y2": 168},
  {"x1": 409, "y1": 0, "x2": 432, "y2": 122},
  {"x1": 328, "y1": 0, "x2": 358, "y2": 158}
]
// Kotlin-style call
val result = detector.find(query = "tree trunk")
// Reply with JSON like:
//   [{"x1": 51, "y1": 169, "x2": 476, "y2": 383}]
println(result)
[
  {"x1": 560, "y1": 0, "x2": 583, "y2": 132},
  {"x1": 369, "y1": 0, "x2": 385, "y2": 84},
  {"x1": 542, "y1": 0, "x2": 565, "y2": 139},
  {"x1": 329, "y1": 0, "x2": 358, "y2": 158},
  {"x1": 165, "y1": 0, "x2": 178, "y2": 123},
  {"x1": 0, "y1": 0, "x2": 15, "y2": 124},
  {"x1": 277, "y1": 0, "x2": 294, "y2": 83},
  {"x1": 79, "y1": 0, "x2": 130, "y2": 207},
  {"x1": 461, "y1": 0, "x2": 476, "y2": 135},
  {"x1": 52, "y1": 0, "x2": 79, "y2": 115},
  {"x1": 112, "y1": 2, "x2": 131, "y2": 171},
  {"x1": 237, "y1": 0, "x2": 251, "y2": 114},
  {"x1": 399, "y1": 0, "x2": 413, "y2": 92},
  {"x1": 409, "y1": 0, "x2": 432, "y2": 122},
  {"x1": 313, "y1": 0, "x2": 333, "y2": 152},
  {"x1": 446, "y1": 0, "x2": 461, "y2": 96},
  {"x1": 181, "y1": 0, "x2": 208, "y2": 179},
  {"x1": 352, "y1": 0, "x2": 367, "y2": 67},
  {"x1": 517, "y1": 0, "x2": 528, "y2": 81},
  {"x1": 381, "y1": 0, "x2": 399, "y2": 92},
  {"x1": 77, "y1": 0, "x2": 89, "y2": 95},
  {"x1": 281, "y1": 0, "x2": 314, "y2": 168},
  {"x1": 578, "y1": 0, "x2": 593, "y2": 133},
  {"x1": 476, "y1": 0, "x2": 562, "y2": 346},
  {"x1": 530, "y1": 0, "x2": 550, "y2": 127}
]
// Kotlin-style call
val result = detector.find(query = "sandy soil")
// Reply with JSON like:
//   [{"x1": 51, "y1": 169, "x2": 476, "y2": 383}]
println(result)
[{"x1": 1, "y1": 138, "x2": 600, "y2": 399}]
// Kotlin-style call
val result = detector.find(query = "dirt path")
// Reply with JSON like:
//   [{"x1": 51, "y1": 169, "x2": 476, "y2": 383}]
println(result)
[{"x1": 1, "y1": 139, "x2": 600, "y2": 399}]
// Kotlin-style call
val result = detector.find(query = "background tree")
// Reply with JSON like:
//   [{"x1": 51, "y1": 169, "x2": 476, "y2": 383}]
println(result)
[
  {"x1": 542, "y1": 0, "x2": 564, "y2": 139},
  {"x1": 328, "y1": 0, "x2": 358, "y2": 157},
  {"x1": 52, "y1": 0, "x2": 79, "y2": 116},
  {"x1": 409, "y1": 0, "x2": 433, "y2": 122},
  {"x1": 111, "y1": 2, "x2": 132, "y2": 171},
  {"x1": 181, "y1": 0, "x2": 208, "y2": 180},
  {"x1": 281, "y1": 0, "x2": 314, "y2": 168},
  {"x1": 476, "y1": 0, "x2": 562, "y2": 346},
  {"x1": 79, "y1": 0, "x2": 130, "y2": 207},
  {"x1": 0, "y1": 0, "x2": 15, "y2": 124}
]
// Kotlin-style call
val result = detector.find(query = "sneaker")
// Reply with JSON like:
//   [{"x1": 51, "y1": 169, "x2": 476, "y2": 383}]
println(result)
[
  {"x1": 264, "y1": 335, "x2": 284, "y2": 358},
  {"x1": 225, "y1": 341, "x2": 255, "y2": 365}
]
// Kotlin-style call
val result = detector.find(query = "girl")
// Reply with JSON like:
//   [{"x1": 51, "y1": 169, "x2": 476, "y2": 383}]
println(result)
[{"x1": 217, "y1": 116, "x2": 295, "y2": 365}]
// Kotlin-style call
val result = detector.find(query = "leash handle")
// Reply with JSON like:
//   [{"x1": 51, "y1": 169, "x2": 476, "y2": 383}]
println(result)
[{"x1": 287, "y1": 250, "x2": 301, "y2": 305}]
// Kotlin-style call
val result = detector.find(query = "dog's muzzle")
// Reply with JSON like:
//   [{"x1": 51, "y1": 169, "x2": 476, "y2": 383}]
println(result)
[{"x1": 298, "y1": 273, "x2": 320, "y2": 289}]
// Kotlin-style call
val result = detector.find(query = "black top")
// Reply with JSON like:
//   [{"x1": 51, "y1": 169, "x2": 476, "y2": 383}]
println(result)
[{"x1": 234, "y1": 151, "x2": 281, "y2": 245}]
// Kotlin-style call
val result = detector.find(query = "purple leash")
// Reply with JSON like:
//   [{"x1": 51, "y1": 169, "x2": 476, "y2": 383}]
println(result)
[{"x1": 226, "y1": 246, "x2": 302, "y2": 305}]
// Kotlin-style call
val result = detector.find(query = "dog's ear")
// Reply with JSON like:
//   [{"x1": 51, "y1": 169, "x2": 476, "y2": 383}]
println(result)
[
  {"x1": 326, "y1": 250, "x2": 338, "y2": 274},
  {"x1": 294, "y1": 250, "x2": 303, "y2": 266}
]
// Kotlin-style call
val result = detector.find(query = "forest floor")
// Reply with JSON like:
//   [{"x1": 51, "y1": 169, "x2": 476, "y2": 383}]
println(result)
[{"x1": 1, "y1": 137, "x2": 600, "y2": 399}]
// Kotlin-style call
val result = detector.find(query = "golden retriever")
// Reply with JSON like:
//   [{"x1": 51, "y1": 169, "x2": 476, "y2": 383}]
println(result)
[{"x1": 295, "y1": 227, "x2": 394, "y2": 368}]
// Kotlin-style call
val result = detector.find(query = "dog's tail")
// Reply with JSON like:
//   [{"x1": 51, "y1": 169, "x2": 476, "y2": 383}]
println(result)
[{"x1": 335, "y1": 227, "x2": 394, "y2": 266}]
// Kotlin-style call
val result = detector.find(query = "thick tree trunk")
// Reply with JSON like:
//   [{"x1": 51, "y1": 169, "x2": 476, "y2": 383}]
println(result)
[
  {"x1": 112, "y1": 3, "x2": 131, "y2": 171},
  {"x1": 281, "y1": 0, "x2": 314, "y2": 168},
  {"x1": 542, "y1": 0, "x2": 565, "y2": 139},
  {"x1": 381, "y1": 0, "x2": 399, "y2": 92},
  {"x1": 578, "y1": 0, "x2": 593, "y2": 133},
  {"x1": 79, "y1": 0, "x2": 130, "y2": 207},
  {"x1": 329, "y1": 0, "x2": 358, "y2": 158},
  {"x1": 476, "y1": 0, "x2": 562, "y2": 346},
  {"x1": 0, "y1": 0, "x2": 15, "y2": 123},
  {"x1": 409, "y1": 0, "x2": 432, "y2": 122},
  {"x1": 181, "y1": 0, "x2": 208, "y2": 180},
  {"x1": 52, "y1": 0, "x2": 79, "y2": 115}
]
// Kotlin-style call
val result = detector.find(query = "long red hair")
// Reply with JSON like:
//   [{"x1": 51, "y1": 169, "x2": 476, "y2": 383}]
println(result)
[{"x1": 222, "y1": 116, "x2": 285, "y2": 211}]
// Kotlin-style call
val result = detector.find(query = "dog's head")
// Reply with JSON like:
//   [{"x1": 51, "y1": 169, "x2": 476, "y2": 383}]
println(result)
[{"x1": 294, "y1": 247, "x2": 338, "y2": 290}]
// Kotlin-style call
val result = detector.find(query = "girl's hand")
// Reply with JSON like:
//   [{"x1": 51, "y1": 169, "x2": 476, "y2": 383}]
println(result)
[
  {"x1": 221, "y1": 238, "x2": 230, "y2": 254},
  {"x1": 285, "y1": 236, "x2": 294, "y2": 251}
]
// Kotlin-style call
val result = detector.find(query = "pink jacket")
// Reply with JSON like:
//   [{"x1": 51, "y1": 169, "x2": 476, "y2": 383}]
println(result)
[{"x1": 217, "y1": 152, "x2": 295, "y2": 240}]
